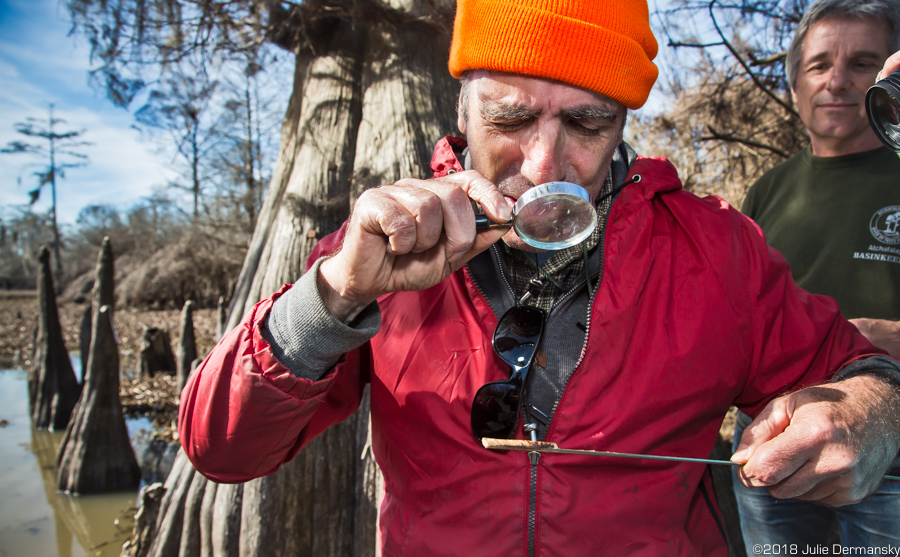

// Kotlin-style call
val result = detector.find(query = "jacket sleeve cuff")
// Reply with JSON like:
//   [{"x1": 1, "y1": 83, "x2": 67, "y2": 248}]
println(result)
[{"x1": 261, "y1": 257, "x2": 381, "y2": 380}]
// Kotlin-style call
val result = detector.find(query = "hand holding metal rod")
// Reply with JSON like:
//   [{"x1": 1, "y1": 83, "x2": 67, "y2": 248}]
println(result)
[{"x1": 481, "y1": 438, "x2": 900, "y2": 481}]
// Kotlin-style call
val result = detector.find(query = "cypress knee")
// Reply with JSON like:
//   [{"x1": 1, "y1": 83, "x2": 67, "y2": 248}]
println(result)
[
  {"x1": 56, "y1": 305, "x2": 141, "y2": 493},
  {"x1": 138, "y1": 327, "x2": 176, "y2": 378},
  {"x1": 31, "y1": 245, "x2": 81, "y2": 430},
  {"x1": 216, "y1": 295, "x2": 228, "y2": 340},
  {"x1": 79, "y1": 303, "x2": 91, "y2": 380},
  {"x1": 176, "y1": 300, "x2": 197, "y2": 393},
  {"x1": 94, "y1": 237, "x2": 115, "y2": 310}
]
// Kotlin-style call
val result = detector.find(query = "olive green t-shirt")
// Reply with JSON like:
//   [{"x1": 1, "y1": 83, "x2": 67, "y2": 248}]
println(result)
[{"x1": 741, "y1": 146, "x2": 900, "y2": 320}]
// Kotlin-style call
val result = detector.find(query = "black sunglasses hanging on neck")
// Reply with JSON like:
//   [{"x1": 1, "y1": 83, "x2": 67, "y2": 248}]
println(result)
[{"x1": 471, "y1": 303, "x2": 546, "y2": 440}]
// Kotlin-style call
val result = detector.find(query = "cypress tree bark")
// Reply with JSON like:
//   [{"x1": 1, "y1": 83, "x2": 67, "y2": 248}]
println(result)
[
  {"x1": 121, "y1": 483, "x2": 167, "y2": 557},
  {"x1": 31, "y1": 245, "x2": 81, "y2": 430}
]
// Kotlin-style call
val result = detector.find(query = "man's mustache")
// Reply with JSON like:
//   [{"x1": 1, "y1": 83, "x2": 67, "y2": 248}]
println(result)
[{"x1": 495, "y1": 173, "x2": 536, "y2": 198}]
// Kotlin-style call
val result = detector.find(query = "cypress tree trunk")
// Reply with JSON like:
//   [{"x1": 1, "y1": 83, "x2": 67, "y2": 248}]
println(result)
[
  {"x1": 145, "y1": 1, "x2": 458, "y2": 555},
  {"x1": 226, "y1": 23, "x2": 365, "y2": 328},
  {"x1": 31, "y1": 245, "x2": 81, "y2": 430}
]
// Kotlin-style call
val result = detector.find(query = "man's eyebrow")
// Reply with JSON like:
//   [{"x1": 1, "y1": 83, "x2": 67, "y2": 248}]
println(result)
[
  {"x1": 479, "y1": 100, "x2": 541, "y2": 121},
  {"x1": 479, "y1": 101, "x2": 619, "y2": 123},
  {"x1": 803, "y1": 51, "x2": 832, "y2": 65},
  {"x1": 563, "y1": 105, "x2": 620, "y2": 122},
  {"x1": 847, "y1": 50, "x2": 888, "y2": 61},
  {"x1": 805, "y1": 49, "x2": 884, "y2": 65}
]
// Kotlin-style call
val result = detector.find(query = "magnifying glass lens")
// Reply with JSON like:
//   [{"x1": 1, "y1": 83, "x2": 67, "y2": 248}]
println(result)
[
  {"x1": 514, "y1": 194, "x2": 595, "y2": 249},
  {"x1": 513, "y1": 182, "x2": 596, "y2": 250}
]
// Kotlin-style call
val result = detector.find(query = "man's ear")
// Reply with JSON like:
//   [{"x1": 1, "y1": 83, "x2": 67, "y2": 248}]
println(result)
[
  {"x1": 790, "y1": 87, "x2": 798, "y2": 107},
  {"x1": 457, "y1": 94, "x2": 467, "y2": 135}
]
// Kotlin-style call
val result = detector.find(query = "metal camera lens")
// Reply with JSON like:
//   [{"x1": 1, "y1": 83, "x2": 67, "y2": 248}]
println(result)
[{"x1": 866, "y1": 70, "x2": 900, "y2": 152}]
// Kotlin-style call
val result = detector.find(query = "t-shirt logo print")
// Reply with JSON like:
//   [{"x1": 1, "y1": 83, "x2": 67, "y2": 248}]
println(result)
[{"x1": 870, "y1": 206, "x2": 900, "y2": 245}]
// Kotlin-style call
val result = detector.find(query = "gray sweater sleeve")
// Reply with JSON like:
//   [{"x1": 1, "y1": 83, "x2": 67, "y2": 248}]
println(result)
[
  {"x1": 832, "y1": 355, "x2": 900, "y2": 395},
  {"x1": 260, "y1": 257, "x2": 381, "y2": 381}
]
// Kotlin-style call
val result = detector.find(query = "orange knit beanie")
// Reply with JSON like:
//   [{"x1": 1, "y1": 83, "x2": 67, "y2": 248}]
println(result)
[{"x1": 448, "y1": 0, "x2": 659, "y2": 109}]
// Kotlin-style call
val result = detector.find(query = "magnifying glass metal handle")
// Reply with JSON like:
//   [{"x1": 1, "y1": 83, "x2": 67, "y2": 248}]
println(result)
[
  {"x1": 474, "y1": 213, "x2": 513, "y2": 230},
  {"x1": 472, "y1": 201, "x2": 512, "y2": 230}
]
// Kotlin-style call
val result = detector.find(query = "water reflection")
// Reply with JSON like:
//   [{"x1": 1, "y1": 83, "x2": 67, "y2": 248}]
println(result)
[
  {"x1": 32, "y1": 427, "x2": 136, "y2": 557},
  {"x1": 0, "y1": 369, "x2": 140, "y2": 557}
]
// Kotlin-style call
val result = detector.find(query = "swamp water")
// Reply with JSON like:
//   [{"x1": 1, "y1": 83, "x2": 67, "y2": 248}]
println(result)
[{"x1": 0, "y1": 364, "x2": 169, "y2": 557}]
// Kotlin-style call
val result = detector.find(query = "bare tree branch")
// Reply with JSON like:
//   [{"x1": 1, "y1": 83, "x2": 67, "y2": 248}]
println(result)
[
  {"x1": 707, "y1": 0, "x2": 798, "y2": 117},
  {"x1": 701, "y1": 125, "x2": 791, "y2": 158}
]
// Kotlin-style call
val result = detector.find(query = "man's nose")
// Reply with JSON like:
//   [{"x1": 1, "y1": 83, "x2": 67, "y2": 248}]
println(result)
[
  {"x1": 520, "y1": 127, "x2": 567, "y2": 185},
  {"x1": 826, "y1": 64, "x2": 851, "y2": 93}
]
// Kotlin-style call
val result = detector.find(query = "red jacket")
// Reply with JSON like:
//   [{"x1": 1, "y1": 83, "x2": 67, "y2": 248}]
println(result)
[{"x1": 180, "y1": 139, "x2": 881, "y2": 555}]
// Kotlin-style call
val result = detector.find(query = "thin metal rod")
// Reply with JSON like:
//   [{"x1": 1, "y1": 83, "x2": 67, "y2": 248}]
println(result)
[
  {"x1": 483, "y1": 439, "x2": 900, "y2": 480},
  {"x1": 498, "y1": 444, "x2": 741, "y2": 466}
]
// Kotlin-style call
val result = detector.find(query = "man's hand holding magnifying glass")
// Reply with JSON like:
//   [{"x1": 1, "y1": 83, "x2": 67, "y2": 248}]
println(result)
[{"x1": 317, "y1": 170, "x2": 511, "y2": 323}]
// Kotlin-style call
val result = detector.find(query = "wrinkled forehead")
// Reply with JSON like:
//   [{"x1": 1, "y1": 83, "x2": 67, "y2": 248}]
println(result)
[
  {"x1": 467, "y1": 71, "x2": 626, "y2": 118},
  {"x1": 801, "y1": 17, "x2": 891, "y2": 62}
]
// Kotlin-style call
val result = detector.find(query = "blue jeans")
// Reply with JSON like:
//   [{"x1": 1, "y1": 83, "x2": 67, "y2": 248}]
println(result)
[{"x1": 732, "y1": 411, "x2": 900, "y2": 551}]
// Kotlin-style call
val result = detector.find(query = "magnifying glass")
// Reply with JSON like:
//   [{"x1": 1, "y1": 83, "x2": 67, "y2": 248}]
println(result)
[{"x1": 474, "y1": 182, "x2": 597, "y2": 250}]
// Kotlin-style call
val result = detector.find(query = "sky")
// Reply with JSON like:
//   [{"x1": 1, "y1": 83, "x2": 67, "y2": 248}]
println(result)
[{"x1": 0, "y1": 0, "x2": 179, "y2": 225}]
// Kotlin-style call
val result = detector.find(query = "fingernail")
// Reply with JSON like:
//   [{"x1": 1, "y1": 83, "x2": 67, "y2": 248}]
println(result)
[
  {"x1": 731, "y1": 447, "x2": 749, "y2": 463},
  {"x1": 496, "y1": 201, "x2": 512, "y2": 222}
]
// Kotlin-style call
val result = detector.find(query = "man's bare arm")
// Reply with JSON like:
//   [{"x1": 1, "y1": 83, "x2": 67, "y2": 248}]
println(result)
[{"x1": 732, "y1": 375, "x2": 900, "y2": 506}]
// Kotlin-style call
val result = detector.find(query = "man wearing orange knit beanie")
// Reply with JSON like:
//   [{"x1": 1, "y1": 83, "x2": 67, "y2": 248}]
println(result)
[{"x1": 179, "y1": 0, "x2": 900, "y2": 554}]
